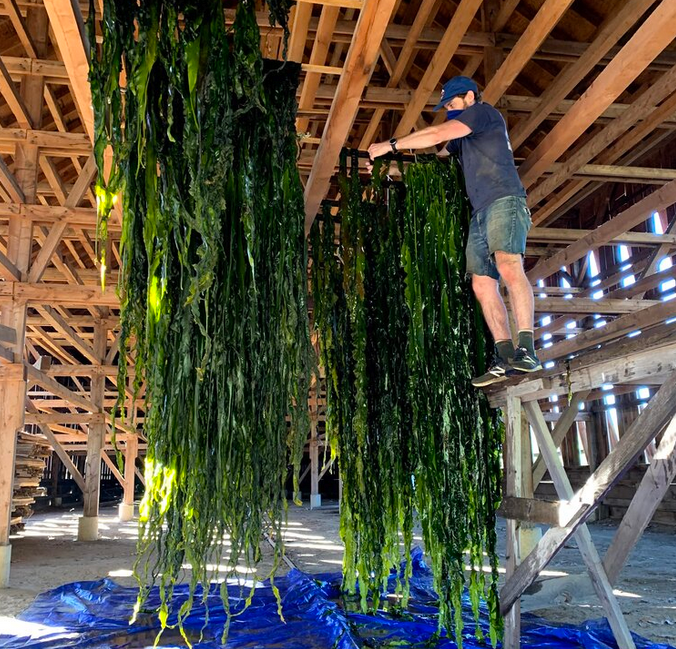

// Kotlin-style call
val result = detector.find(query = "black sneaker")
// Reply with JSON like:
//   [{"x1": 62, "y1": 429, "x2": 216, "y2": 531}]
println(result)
[
  {"x1": 472, "y1": 356, "x2": 510, "y2": 387},
  {"x1": 510, "y1": 346, "x2": 543, "y2": 373}
]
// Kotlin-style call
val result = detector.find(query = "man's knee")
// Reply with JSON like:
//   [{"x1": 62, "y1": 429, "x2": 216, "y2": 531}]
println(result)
[
  {"x1": 471, "y1": 273, "x2": 499, "y2": 298},
  {"x1": 495, "y1": 251, "x2": 525, "y2": 284}
]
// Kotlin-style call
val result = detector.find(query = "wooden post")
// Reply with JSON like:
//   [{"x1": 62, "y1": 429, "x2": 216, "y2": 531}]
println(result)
[
  {"x1": 119, "y1": 434, "x2": 138, "y2": 521},
  {"x1": 519, "y1": 411, "x2": 542, "y2": 555},
  {"x1": 309, "y1": 415, "x2": 321, "y2": 509},
  {"x1": 503, "y1": 393, "x2": 523, "y2": 649},
  {"x1": 78, "y1": 321, "x2": 106, "y2": 540},
  {"x1": 523, "y1": 401, "x2": 636, "y2": 649},
  {"x1": 0, "y1": 4, "x2": 48, "y2": 586}
]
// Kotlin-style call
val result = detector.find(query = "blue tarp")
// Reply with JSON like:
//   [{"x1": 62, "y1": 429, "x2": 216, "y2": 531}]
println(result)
[{"x1": 0, "y1": 548, "x2": 673, "y2": 649}]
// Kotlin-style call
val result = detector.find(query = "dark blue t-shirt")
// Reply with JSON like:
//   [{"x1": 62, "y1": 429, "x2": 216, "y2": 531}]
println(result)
[{"x1": 445, "y1": 102, "x2": 525, "y2": 214}]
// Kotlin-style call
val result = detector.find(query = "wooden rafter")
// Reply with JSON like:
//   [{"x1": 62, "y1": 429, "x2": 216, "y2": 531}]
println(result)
[{"x1": 303, "y1": 0, "x2": 399, "y2": 228}]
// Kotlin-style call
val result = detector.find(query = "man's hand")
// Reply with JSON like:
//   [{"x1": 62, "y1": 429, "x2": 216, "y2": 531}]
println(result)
[
  {"x1": 368, "y1": 141, "x2": 391, "y2": 161},
  {"x1": 366, "y1": 141, "x2": 391, "y2": 173}
]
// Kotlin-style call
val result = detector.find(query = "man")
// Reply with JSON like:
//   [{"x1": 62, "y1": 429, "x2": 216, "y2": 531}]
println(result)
[{"x1": 368, "y1": 76, "x2": 541, "y2": 387}]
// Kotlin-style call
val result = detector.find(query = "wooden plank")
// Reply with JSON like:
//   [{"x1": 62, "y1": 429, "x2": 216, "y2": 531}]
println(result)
[
  {"x1": 529, "y1": 296, "x2": 660, "y2": 315},
  {"x1": 303, "y1": 0, "x2": 399, "y2": 229},
  {"x1": 0, "y1": 57, "x2": 32, "y2": 128},
  {"x1": 483, "y1": 0, "x2": 575, "y2": 105},
  {"x1": 43, "y1": 0, "x2": 93, "y2": 141},
  {"x1": 503, "y1": 394, "x2": 523, "y2": 649},
  {"x1": 528, "y1": 63, "x2": 676, "y2": 205},
  {"x1": 0, "y1": 249, "x2": 21, "y2": 281},
  {"x1": 0, "y1": 282, "x2": 119, "y2": 306},
  {"x1": 25, "y1": 364, "x2": 96, "y2": 411},
  {"x1": 522, "y1": 401, "x2": 636, "y2": 649},
  {"x1": 528, "y1": 227, "x2": 674, "y2": 247},
  {"x1": 0, "y1": 158, "x2": 26, "y2": 204},
  {"x1": 510, "y1": 0, "x2": 654, "y2": 149},
  {"x1": 518, "y1": 0, "x2": 676, "y2": 189},
  {"x1": 499, "y1": 496, "x2": 560, "y2": 527},
  {"x1": 527, "y1": 178, "x2": 676, "y2": 282},
  {"x1": 101, "y1": 451, "x2": 125, "y2": 487},
  {"x1": 602, "y1": 414, "x2": 676, "y2": 583},
  {"x1": 501, "y1": 371, "x2": 676, "y2": 611},
  {"x1": 532, "y1": 391, "x2": 590, "y2": 487},
  {"x1": 287, "y1": 2, "x2": 313, "y2": 62},
  {"x1": 122, "y1": 434, "x2": 138, "y2": 507},
  {"x1": 4, "y1": 0, "x2": 38, "y2": 58},
  {"x1": 359, "y1": 0, "x2": 439, "y2": 149},
  {"x1": 392, "y1": 0, "x2": 483, "y2": 138},
  {"x1": 539, "y1": 300, "x2": 676, "y2": 364},
  {"x1": 296, "y1": 5, "x2": 340, "y2": 134},
  {"x1": 27, "y1": 222, "x2": 68, "y2": 283},
  {"x1": 82, "y1": 322, "x2": 106, "y2": 521},
  {"x1": 0, "y1": 379, "x2": 25, "y2": 546},
  {"x1": 35, "y1": 306, "x2": 98, "y2": 364}
]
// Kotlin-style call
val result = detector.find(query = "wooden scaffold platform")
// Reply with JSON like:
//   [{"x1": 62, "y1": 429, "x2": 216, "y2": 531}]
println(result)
[{"x1": 488, "y1": 327, "x2": 676, "y2": 649}]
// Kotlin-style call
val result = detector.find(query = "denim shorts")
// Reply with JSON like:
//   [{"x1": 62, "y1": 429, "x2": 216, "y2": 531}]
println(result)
[{"x1": 465, "y1": 195, "x2": 531, "y2": 280}]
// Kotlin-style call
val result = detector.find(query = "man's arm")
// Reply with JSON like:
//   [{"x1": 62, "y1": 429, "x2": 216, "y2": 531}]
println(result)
[{"x1": 368, "y1": 119, "x2": 472, "y2": 160}]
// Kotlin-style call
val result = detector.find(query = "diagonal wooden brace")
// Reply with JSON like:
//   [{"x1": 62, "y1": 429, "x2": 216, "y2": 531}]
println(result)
[
  {"x1": 522, "y1": 400, "x2": 635, "y2": 649},
  {"x1": 501, "y1": 370, "x2": 676, "y2": 611}
]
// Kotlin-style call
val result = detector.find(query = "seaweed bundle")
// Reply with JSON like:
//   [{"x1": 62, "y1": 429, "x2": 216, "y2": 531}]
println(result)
[
  {"x1": 310, "y1": 154, "x2": 503, "y2": 646},
  {"x1": 89, "y1": 0, "x2": 311, "y2": 639}
]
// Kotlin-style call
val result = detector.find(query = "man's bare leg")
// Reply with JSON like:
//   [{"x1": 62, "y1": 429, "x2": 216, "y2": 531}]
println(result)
[
  {"x1": 494, "y1": 251, "x2": 534, "y2": 331},
  {"x1": 471, "y1": 273, "x2": 512, "y2": 341},
  {"x1": 495, "y1": 251, "x2": 541, "y2": 371}
]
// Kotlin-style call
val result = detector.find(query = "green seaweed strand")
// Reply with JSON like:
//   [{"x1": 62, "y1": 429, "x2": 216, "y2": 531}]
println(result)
[
  {"x1": 89, "y1": 0, "x2": 311, "y2": 642},
  {"x1": 311, "y1": 156, "x2": 503, "y2": 646}
]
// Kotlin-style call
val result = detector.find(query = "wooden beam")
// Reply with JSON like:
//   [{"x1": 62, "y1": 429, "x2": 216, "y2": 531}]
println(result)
[
  {"x1": 509, "y1": 0, "x2": 654, "y2": 149},
  {"x1": 539, "y1": 301, "x2": 676, "y2": 364},
  {"x1": 26, "y1": 399, "x2": 86, "y2": 493},
  {"x1": 35, "y1": 306, "x2": 98, "y2": 363},
  {"x1": 522, "y1": 400, "x2": 636, "y2": 649},
  {"x1": 528, "y1": 227, "x2": 675, "y2": 247},
  {"x1": 503, "y1": 394, "x2": 523, "y2": 647},
  {"x1": 528, "y1": 64, "x2": 676, "y2": 206},
  {"x1": 43, "y1": 1, "x2": 93, "y2": 140},
  {"x1": 0, "y1": 282, "x2": 119, "y2": 306},
  {"x1": 0, "y1": 57, "x2": 33, "y2": 128},
  {"x1": 0, "y1": 158, "x2": 26, "y2": 204},
  {"x1": 303, "y1": 0, "x2": 399, "y2": 230},
  {"x1": 532, "y1": 391, "x2": 590, "y2": 487},
  {"x1": 27, "y1": 222, "x2": 68, "y2": 283},
  {"x1": 603, "y1": 414, "x2": 676, "y2": 583},
  {"x1": 0, "y1": 249, "x2": 21, "y2": 281},
  {"x1": 392, "y1": 0, "x2": 482, "y2": 139},
  {"x1": 501, "y1": 372, "x2": 676, "y2": 611},
  {"x1": 528, "y1": 179, "x2": 676, "y2": 282},
  {"x1": 25, "y1": 364, "x2": 96, "y2": 411},
  {"x1": 499, "y1": 496, "x2": 560, "y2": 527},
  {"x1": 483, "y1": 0, "x2": 575, "y2": 105},
  {"x1": 518, "y1": 0, "x2": 676, "y2": 189},
  {"x1": 101, "y1": 450, "x2": 125, "y2": 487},
  {"x1": 529, "y1": 296, "x2": 661, "y2": 315}
]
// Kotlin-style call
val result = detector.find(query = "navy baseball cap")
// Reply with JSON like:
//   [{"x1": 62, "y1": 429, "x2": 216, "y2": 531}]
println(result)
[{"x1": 433, "y1": 76, "x2": 478, "y2": 111}]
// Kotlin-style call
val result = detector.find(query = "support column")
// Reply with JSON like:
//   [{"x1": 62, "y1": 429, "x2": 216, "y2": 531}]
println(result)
[
  {"x1": 119, "y1": 434, "x2": 137, "y2": 521},
  {"x1": 519, "y1": 411, "x2": 542, "y2": 555},
  {"x1": 0, "y1": 5, "x2": 49, "y2": 587},
  {"x1": 79, "y1": 321, "x2": 107, "y2": 540},
  {"x1": 503, "y1": 394, "x2": 523, "y2": 649},
  {"x1": 309, "y1": 416, "x2": 321, "y2": 509}
]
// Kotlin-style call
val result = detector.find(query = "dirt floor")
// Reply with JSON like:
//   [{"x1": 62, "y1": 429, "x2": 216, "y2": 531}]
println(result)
[{"x1": 1, "y1": 502, "x2": 675, "y2": 646}]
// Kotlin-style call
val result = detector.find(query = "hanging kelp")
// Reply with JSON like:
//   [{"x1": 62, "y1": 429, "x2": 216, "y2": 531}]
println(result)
[
  {"x1": 89, "y1": 0, "x2": 311, "y2": 639},
  {"x1": 310, "y1": 154, "x2": 502, "y2": 646}
]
